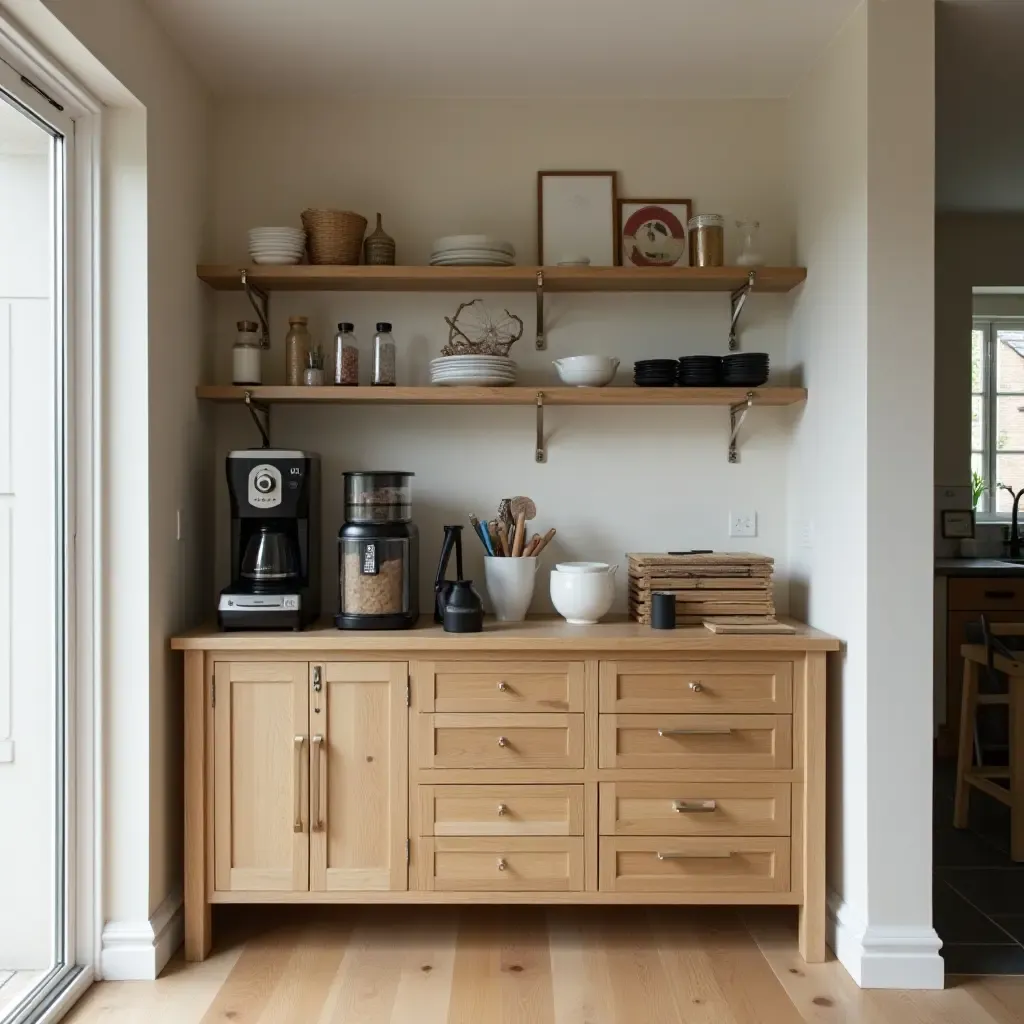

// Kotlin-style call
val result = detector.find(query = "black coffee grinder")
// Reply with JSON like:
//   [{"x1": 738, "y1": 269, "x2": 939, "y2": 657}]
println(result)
[
  {"x1": 434, "y1": 525, "x2": 483, "y2": 632},
  {"x1": 219, "y1": 450, "x2": 321, "y2": 630}
]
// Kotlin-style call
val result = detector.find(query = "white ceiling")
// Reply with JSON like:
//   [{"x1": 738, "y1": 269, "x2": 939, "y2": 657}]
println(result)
[
  {"x1": 143, "y1": 0, "x2": 860, "y2": 99},
  {"x1": 937, "y1": 1, "x2": 1024, "y2": 212}
]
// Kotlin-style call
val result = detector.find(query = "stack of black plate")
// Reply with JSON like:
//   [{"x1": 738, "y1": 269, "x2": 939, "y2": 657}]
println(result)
[
  {"x1": 678, "y1": 356, "x2": 723, "y2": 387},
  {"x1": 634, "y1": 359, "x2": 678, "y2": 387},
  {"x1": 723, "y1": 352, "x2": 770, "y2": 387}
]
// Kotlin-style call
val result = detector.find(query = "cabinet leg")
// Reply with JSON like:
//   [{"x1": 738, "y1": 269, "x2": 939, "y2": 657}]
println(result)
[
  {"x1": 184, "y1": 651, "x2": 212, "y2": 961},
  {"x1": 954, "y1": 659, "x2": 979, "y2": 830},
  {"x1": 798, "y1": 902, "x2": 826, "y2": 963}
]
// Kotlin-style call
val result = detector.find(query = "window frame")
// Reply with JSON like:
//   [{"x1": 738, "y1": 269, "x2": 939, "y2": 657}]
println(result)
[{"x1": 972, "y1": 317, "x2": 1024, "y2": 519}]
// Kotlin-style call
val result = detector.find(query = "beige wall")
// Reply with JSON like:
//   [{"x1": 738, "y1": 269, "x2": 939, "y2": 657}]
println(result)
[
  {"x1": 935, "y1": 214, "x2": 1024, "y2": 495},
  {"x1": 209, "y1": 97, "x2": 799, "y2": 616}
]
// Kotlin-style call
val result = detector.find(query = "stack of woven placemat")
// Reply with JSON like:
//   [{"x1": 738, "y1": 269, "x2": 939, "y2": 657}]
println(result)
[{"x1": 628, "y1": 551, "x2": 776, "y2": 625}]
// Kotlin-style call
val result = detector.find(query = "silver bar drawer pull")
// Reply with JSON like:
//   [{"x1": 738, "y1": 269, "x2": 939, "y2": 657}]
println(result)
[
  {"x1": 673, "y1": 800, "x2": 717, "y2": 813},
  {"x1": 658, "y1": 728, "x2": 733, "y2": 737},
  {"x1": 657, "y1": 851, "x2": 732, "y2": 861}
]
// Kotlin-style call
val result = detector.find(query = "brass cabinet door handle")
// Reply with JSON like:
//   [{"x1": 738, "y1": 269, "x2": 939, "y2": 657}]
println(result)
[
  {"x1": 311, "y1": 734, "x2": 324, "y2": 833},
  {"x1": 658, "y1": 728, "x2": 733, "y2": 737},
  {"x1": 293, "y1": 735, "x2": 305, "y2": 833},
  {"x1": 657, "y1": 851, "x2": 732, "y2": 861},
  {"x1": 672, "y1": 800, "x2": 717, "y2": 813}
]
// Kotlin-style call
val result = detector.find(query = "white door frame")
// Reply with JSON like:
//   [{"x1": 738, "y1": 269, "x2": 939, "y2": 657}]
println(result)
[{"x1": 0, "y1": 12, "x2": 102, "y2": 1019}]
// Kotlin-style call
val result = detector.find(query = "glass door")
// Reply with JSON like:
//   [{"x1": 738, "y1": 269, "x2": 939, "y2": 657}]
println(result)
[{"x1": 0, "y1": 69, "x2": 80, "y2": 1023}]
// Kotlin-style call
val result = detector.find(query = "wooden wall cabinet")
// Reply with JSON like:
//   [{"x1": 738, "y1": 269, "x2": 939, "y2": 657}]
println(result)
[{"x1": 174, "y1": 622, "x2": 837, "y2": 966}]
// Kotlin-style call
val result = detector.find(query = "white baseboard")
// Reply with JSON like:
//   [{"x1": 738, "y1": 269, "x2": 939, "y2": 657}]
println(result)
[
  {"x1": 827, "y1": 890, "x2": 944, "y2": 989},
  {"x1": 100, "y1": 889, "x2": 183, "y2": 981}
]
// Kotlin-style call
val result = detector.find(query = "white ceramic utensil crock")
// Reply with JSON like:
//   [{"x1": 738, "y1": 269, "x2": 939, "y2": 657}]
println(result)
[{"x1": 484, "y1": 556, "x2": 539, "y2": 622}]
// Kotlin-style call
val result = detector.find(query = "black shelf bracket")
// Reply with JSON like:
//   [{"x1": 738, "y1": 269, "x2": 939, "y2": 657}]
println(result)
[
  {"x1": 241, "y1": 269, "x2": 271, "y2": 349},
  {"x1": 244, "y1": 390, "x2": 271, "y2": 448},
  {"x1": 535, "y1": 391, "x2": 547, "y2": 463},
  {"x1": 536, "y1": 270, "x2": 545, "y2": 350},
  {"x1": 729, "y1": 269, "x2": 757, "y2": 352},
  {"x1": 728, "y1": 391, "x2": 756, "y2": 464}
]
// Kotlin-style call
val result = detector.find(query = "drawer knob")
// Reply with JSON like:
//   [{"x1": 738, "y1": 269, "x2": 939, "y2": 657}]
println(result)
[
  {"x1": 689, "y1": 681, "x2": 704, "y2": 693},
  {"x1": 673, "y1": 800, "x2": 717, "y2": 813},
  {"x1": 497, "y1": 858, "x2": 508, "y2": 871},
  {"x1": 497, "y1": 803, "x2": 508, "y2": 816},
  {"x1": 497, "y1": 681, "x2": 509, "y2": 691},
  {"x1": 497, "y1": 736, "x2": 509, "y2": 747}
]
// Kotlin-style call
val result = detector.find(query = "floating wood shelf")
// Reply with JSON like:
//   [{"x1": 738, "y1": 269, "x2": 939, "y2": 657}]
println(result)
[
  {"x1": 196, "y1": 264, "x2": 806, "y2": 294},
  {"x1": 195, "y1": 385, "x2": 806, "y2": 406},
  {"x1": 198, "y1": 385, "x2": 805, "y2": 464}
]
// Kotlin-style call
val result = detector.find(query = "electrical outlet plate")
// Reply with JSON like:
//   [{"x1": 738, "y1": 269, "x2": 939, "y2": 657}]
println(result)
[{"x1": 729, "y1": 510, "x2": 757, "y2": 538}]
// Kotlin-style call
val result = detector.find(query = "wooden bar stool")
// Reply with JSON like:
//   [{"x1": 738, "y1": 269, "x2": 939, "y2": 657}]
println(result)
[{"x1": 954, "y1": 621, "x2": 1024, "y2": 861}]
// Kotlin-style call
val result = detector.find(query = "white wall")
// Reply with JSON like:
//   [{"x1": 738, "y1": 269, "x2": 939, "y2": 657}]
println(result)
[
  {"x1": 17, "y1": 0, "x2": 211, "y2": 977},
  {"x1": 0, "y1": 150, "x2": 56, "y2": 968},
  {"x1": 209, "y1": 97, "x2": 799, "y2": 614},
  {"x1": 788, "y1": 0, "x2": 940, "y2": 989}
]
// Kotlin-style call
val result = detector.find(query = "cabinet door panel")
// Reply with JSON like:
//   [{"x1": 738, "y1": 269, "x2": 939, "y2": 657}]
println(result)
[
  {"x1": 213, "y1": 662, "x2": 308, "y2": 892},
  {"x1": 312, "y1": 662, "x2": 408, "y2": 892}
]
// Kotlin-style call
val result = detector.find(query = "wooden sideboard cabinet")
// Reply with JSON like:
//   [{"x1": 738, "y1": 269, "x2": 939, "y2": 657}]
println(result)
[{"x1": 172, "y1": 620, "x2": 839, "y2": 965}]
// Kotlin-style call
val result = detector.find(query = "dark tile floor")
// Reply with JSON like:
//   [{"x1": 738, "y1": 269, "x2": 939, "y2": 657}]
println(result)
[{"x1": 933, "y1": 757, "x2": 1024, "y2": 974}]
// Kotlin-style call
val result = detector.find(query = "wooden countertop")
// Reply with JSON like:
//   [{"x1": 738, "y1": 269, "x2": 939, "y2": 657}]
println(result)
[{"x1": 170, "y1": 616, "x2": 841, "y2": 653}]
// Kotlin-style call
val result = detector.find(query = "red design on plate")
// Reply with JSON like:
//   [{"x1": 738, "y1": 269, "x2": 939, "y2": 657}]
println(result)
[{"x1": 622, "y1": 205, "x2": 687, "y2": 267}]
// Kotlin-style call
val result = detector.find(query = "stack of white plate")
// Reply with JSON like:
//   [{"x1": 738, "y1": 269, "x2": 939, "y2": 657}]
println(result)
[
  {"x1": 430, "y1": 235, "x2": 515, "y2": 267},
  {"x1": 248, "y1": 227, "x2": 306, "y2": 265},
  {"x1": 430, "y1": 355, "x2": 517, "y2": 387}
]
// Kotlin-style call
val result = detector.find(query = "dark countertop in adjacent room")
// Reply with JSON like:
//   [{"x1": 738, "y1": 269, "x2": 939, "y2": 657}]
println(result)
[{"x1": 935, "y1": 559, "x2": 1024, "y2": 578}]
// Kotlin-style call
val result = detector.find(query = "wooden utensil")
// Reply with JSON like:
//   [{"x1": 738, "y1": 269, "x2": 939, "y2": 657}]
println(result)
[
  {"x1": 532, "y1": 527, "x2": 557, "y2": 556},
  {"x1": 512, "y1": 511, "x2": 527, "y2": 556},
  {"x1": 510, "y1": 496, "x2": 537, "y2": 522},
  {"x1": 523, "y1": 533, "x2": 541, "y2": 557},
  {"x1": 496, "y1": 520, "x2": 511, "y2": 557}
]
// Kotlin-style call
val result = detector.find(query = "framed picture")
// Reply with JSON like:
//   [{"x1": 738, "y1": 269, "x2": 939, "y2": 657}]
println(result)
[
  {"x1": 941, "y1": 509, "x2": 976, "y2": 539},
  {"x1": 537, "y1": 171, "x2": 617, "y2": 267},
  {"x1": 619, "y1": 198, "x2": 693, "y2": 267}
]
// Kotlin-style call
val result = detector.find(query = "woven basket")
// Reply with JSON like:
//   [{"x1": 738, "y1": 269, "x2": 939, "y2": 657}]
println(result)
[{"x1": 300, "y1": 209, "x2": 367, "y2": 265}]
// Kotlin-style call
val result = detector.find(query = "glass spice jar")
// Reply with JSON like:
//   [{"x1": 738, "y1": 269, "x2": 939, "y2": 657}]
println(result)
[
  {"x1": 232, "y1": 320, "x2": 262, "y2": 385},
  {"x1": 689, "y1": 214, "x2": 726, "y2": 267},
  {"x1": 333, "y1": 322, "x2": 359, "y2": 385},
  {"x1": 284, "y1": 315, "x2": 311, "y2": 386},
  {"x1": 372, "y1": 321, "x2": 396, "y2": 386}
]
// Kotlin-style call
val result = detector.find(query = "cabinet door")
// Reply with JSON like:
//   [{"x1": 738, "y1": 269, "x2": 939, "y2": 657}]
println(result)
[
  {"x1": 213, "y1": 662, "x2": 309, "y2": 892},
  {"x1": 311, "y1": 662, "x2": 408, "y2": 891}
]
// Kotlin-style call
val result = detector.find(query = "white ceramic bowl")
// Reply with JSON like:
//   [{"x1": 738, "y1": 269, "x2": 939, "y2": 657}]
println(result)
[
  {"x1": 550, "y1": 566, "x2": 617, "y2": 624},
  {"x1": 552, "y1": 355, "x2": 620, "y2": 387}
]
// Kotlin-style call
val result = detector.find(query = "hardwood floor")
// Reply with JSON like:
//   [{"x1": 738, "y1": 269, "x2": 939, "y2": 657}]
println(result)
[{"x1": 63, "y1": 906, "x2": 1024, "y2": 1024}]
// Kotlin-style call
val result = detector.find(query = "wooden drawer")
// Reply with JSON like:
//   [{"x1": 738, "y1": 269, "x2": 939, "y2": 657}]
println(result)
[
  {"x1": 417, "y1": 714, "x2": 585, "y2": 769},
  {"x1": 599, "y1": 837, "x2": 790, "y2": 893},
  {"x1": 599, "y1": 714, "x2": 791, "y2": 770},
  {"x1": 419, "y1": 785, "x2": 584, "y2": 836},
  {"x1": 599, "y1": 782, "x2": 791, "y2": 837},
  {"x1": 600, "y1": 660, "x2": 792, "y2": 714},
  {"x1": 948, "y1": 578, "x2": 1024, "y2": 611},
  {"x1": 413, "y1": 661, "x2": 584, "y2": 712},
  {"x1": 419, "y1": 837, "x2": 584, "y2": 891}
]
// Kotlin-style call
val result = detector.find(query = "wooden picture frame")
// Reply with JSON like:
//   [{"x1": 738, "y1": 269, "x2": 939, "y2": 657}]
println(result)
[
  {"x1": 537, "y1": 171, "x2": 618, "y2": 267},
  {"x1": 618, "y1": 198, "x2": 694, "y2": 268}
]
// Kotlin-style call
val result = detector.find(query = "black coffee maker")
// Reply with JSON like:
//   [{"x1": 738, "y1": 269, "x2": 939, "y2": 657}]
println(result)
[{"x1": 219, "y1": 450, "x2": 321, "y2": 630}]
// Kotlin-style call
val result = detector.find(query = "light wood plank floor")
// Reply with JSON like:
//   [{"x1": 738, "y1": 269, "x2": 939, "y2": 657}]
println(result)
[{"x1": 63, "y1": 906, "x2": 1024, "y2": 1024}]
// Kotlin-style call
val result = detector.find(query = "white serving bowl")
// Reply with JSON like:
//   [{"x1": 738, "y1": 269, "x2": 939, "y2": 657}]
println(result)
[
  {"x1": 550, "y1": 564, "x2": 617, "y2": 624},
  {"x1": 552, "y1": 355, "x2": 620, "y2": 387}
]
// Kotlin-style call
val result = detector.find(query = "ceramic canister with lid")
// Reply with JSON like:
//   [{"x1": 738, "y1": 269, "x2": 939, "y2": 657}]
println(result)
[
  {"x1": 232, "y1": 320, "x2": 262, "y2": 385},
  {"x1": 549, "y1": 562, "x2": 618, "y2": 625}
]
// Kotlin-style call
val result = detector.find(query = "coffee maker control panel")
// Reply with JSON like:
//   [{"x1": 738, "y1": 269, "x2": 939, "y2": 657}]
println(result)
[{"x1": 248, "y1": 464, "x2": 283, "y2": 508}]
